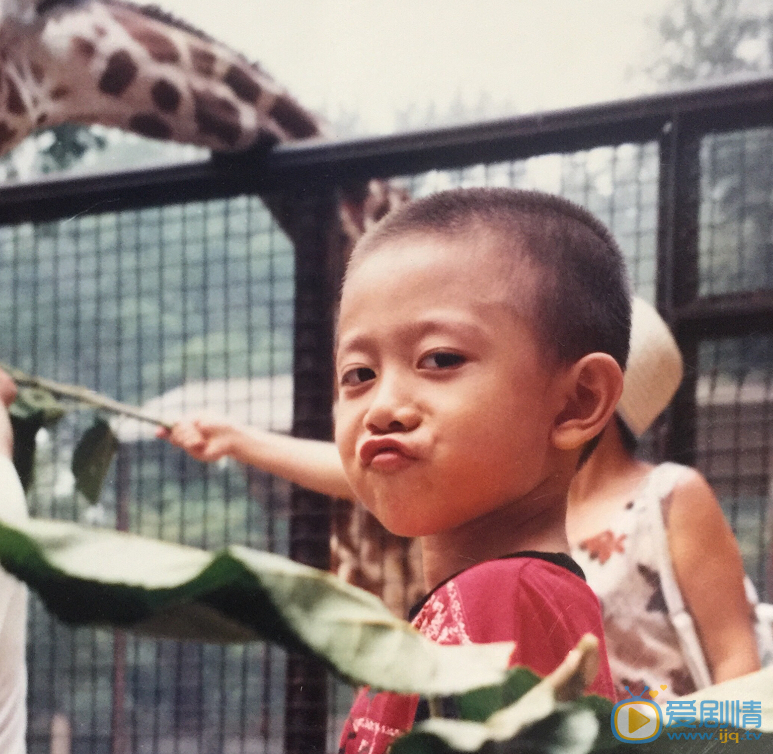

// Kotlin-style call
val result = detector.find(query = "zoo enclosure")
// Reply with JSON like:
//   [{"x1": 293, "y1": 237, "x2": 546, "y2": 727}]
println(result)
[{"x1": 1, "y1": 74, "x2": 773, "y2": 754}]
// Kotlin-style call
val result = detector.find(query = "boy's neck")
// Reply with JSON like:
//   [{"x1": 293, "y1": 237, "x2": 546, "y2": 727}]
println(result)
[{"x1": 419, "y1": 478, "x2": 571, "y2": 591}]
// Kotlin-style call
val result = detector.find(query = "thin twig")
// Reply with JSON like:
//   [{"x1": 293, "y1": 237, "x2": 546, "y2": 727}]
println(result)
[{"x1": 1, "y1": 362, "x2": 172, "y2": 430}]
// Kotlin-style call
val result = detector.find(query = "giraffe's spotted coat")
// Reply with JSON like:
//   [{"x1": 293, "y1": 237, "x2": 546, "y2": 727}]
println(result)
[
  {"x1": 223, "y1": 65, "x2": 261, "y2": 103},
  {"x1": 72, "y1": 37, "x2": 97, "y2": 59},
  {"x1": 0, "y1": 122, "x2": 16, "y2": 150},
  {"x1": 6, "y1": 77, "x2": 26, "y2": 115},
  {"x1": 193, "y1": 89, "x2": 241, "y2": 147},
  {"x1": 190, "y1": 46, "x2": 216, "y2": 77},
  {"x1": 114, "y1": 11, "x2": 180, "y2": 64},
  {"x1": 270, "y1": 95, "x2": 319, "y2": 138},
  {"x1": 99, "y1": 50, "x2": 137, "y2": 96},
  {"x1": 151, "y1": 79, "x2": 180, "y2": 113},
  {"x1": 2, "y1": 0, "x2": 324, "y2": 154},
  {"x1": 129, "y1": 113, "x2": 171, "y2": 139},
  {"x1": 30, "y1": 62, "x2": 45, "y2": 84}
]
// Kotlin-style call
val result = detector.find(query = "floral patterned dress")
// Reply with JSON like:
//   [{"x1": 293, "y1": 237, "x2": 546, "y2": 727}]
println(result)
[{"x1": 571, "y1": 462, "x2": 697, "y2": 701}]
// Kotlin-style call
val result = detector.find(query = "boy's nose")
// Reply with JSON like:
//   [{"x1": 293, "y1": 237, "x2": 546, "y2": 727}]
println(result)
[{"x1": 364, "y1": 377, "x2": 420, "y2": 434}]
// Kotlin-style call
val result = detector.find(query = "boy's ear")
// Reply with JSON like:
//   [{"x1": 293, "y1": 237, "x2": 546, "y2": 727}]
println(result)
[{"x1": 551, "y1": 353, "x2": 624, "y2": 451}]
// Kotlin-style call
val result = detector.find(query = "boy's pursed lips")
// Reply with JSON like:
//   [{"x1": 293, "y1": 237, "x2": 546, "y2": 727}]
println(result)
[{"x1": 358, "y1": 436, "x2": 419, "y2": 471}]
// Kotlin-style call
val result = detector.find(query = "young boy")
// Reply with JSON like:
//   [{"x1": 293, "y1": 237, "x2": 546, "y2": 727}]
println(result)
[{"x1": 162, "y1": 188, "x2": 628, "y2": 752}]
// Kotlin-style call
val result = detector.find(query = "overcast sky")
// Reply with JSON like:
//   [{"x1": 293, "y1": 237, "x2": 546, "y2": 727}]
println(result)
[{"x1": 154, "y1": 0, "x2": 674, "y2": 134}]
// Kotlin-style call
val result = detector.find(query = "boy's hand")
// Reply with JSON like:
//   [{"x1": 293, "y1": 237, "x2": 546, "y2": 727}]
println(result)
[{"x1": 156, "y1": 417, "x2": 238, "y2": 463}]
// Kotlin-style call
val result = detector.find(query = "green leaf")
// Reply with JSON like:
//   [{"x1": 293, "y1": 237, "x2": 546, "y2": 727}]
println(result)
[
  {"x1": 0, "y1": 517, "x2": 513, "y2": 695},
  {"x1": 9, "y1": 387, "x2": 66, "y2": 426},
  {"x1": 10, "y1": 416, "x2": 42, "y2": 492},
  {"x1": 8, "y1": 387, "x2": 67, "y2": 491},
  {"x1": 71, "y1": 418, "x2": 119, "y2": 503},
  {"x1": 456, "y1": 666, "x2": 541, "y2": 722},
  {"x1": 393, "y1": 675, "x2": 598, "y2": 754}
]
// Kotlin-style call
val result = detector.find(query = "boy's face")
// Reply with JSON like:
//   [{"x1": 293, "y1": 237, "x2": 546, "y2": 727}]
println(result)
[{"x1": 334, "y1": 233, "x2": 567, "y2": 538}]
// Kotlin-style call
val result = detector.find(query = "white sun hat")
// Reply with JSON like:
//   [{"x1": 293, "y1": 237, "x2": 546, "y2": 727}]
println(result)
[{"x1": 616, "y1": 297, "x2": 684, "y2": 437}]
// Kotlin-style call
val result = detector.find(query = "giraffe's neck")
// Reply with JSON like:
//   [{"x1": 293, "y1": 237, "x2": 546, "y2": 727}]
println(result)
[{"x1": 0, "y1": 0, "x2": 323, "y2": 157}]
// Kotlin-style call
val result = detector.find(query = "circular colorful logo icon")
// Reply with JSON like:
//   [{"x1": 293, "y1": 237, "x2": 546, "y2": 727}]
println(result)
[{"x1": 611, "y1": 687, "x2": 664, "y2": 744}]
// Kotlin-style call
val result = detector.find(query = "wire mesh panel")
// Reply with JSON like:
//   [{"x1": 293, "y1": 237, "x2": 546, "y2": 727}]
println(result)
[
  {"x1": 696, "y1": 336, "x2": 773, "y2": 600},
  {"x1": 402, "y1": 142, "x2": 660, "y2": 302},
  {"x1": 0, "y1": 195, "x2": 294, "y2": 754},
  {"x1": 700, "y1": 128, "x2": 773, "y2": 296}
]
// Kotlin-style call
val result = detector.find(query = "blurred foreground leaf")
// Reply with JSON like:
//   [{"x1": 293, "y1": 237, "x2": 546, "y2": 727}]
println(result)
[
  {"x1": 9, "y1": 387, "x2": 67, "y2": 490},
  {"x1": 10, "y1": 386, "x2": 67, "y2": 425},
  {"x1": 0, "y1": 517, "x2": 512, "y2": 695},
  {"x1": 394, "y1": 634, "x2": 603, "y2": 754},
  {"x1": 71, "y1": 418, "x2": 118, "y2": 503}
]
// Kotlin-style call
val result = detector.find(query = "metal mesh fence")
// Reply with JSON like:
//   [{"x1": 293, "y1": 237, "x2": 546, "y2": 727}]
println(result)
[
  {"x1": 402, "y1": 142, "x2": 660, "y2": 302},
  {"x1": 0, "y1": 92, "x2": 772, "y2": 754},
  {"x1": 0, "y1": 195, "x2": 294, "y2": 754},
  {"x1": 700, "y1": 127, "x2": 773, "y2": 296}
]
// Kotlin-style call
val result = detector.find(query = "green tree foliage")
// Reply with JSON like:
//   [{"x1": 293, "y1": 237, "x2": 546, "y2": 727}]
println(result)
[
  {"x1": 648, "y1": 0, "x2": 772, "y2": 85},
  {"x1": 0, "y1": 125, "x2": 107, "y2": 180}
]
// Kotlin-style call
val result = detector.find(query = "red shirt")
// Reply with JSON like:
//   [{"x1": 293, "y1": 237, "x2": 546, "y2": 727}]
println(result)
[{"x1": 338, "y1": 553, "x2": 615, "y2": 754}]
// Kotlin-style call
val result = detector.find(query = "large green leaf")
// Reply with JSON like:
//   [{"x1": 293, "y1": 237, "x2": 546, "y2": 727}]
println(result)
[
  {"x1": 0, "y1": 516, "x2": 513, "y2": 695},
  {"x1": 394, "y1": 634, "x2": 603, "y2": 754},
  {"x1": 71, "y1": 418, "x2": 118, "y2": 503}
]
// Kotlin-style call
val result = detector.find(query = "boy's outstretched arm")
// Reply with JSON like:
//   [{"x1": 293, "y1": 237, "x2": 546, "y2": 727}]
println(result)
[
  {"x1": 157, "y1": 418, "x2": 355, "y2": 501},
  {"x1": 668, "y1": 468, "x2": 760, "y2": 683}
]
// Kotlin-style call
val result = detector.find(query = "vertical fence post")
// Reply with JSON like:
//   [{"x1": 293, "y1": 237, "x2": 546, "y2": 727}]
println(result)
[
  {"x1": 267, "y1": 186, "x2": 345, "y2": 754},
  {"x1": 656, "y1": 115, "x2": 702, "y2": 466},
  {"x1": 111, "y1": 447, "x2": 130, "y2": 754}
]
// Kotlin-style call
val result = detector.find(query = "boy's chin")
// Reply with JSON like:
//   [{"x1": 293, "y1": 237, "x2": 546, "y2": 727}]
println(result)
[{"x1": 360, "y1": 499, "x2": 433, "y2": 539}]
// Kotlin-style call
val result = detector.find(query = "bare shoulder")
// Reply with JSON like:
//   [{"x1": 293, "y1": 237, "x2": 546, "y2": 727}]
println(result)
[{"x1": 666, "y1": 465, "x2": 733, "y2": 549}]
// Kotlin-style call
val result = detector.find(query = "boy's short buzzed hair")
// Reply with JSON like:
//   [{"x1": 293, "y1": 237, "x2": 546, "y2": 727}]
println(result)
[{"x1": 350, "y1": 187, "x2": 632, "y2": 371}]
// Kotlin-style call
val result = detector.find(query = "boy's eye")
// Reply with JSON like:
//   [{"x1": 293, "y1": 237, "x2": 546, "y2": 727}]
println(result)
[
  {"x1": 340, "y1": 366, "x2": 376, "y2": 387},
  {"x1": 419, "y1": 352, "x2": 466, "y2": 369}
]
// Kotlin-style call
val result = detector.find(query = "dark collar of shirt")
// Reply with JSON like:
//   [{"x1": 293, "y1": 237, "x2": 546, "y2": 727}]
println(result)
[{"x1": 408, "y1": 550, "x2": 586, "y2": 621}]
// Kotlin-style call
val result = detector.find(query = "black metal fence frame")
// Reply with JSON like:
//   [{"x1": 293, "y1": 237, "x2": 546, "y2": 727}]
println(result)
[{"x1": 3, "y1": 73, "x2": 773, "y2": 754}]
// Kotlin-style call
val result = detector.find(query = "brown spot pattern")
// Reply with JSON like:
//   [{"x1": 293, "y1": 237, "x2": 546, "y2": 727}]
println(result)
[
  {"x1": 193, "y1": 89, "x2": 241, "y2": 147},
  {"x1": 151, "y1": 79, "x2": 181, "y2": 113},
  {"x1": 223, "y1": 65, "x2": 261, "y2": 102},
  {"x1": 36, "y1": 113, "x2": 48, "y2": 126},
  {"x1": 31, "y1": 62, "x2": 44, "y2": 84},
  {"x1": 99, "y1": 51, "x2": 138, "y2": 96},
  {"x1": 0, "y1": 122, "x2": 17, "y2": 151},
  {"x1": 128, "y1": 114, "x2": 172, "y2": 140},
  {"x1": 190, "y1": 46, "x2": 216, "y2": 76},
  {"x1": 118, "y1": 17, "x2": 180, "y2": 64},
  {"x1": 50, "y1": 86, "x2": 70, "y2": 100},
  {"x1": 6, "y1": 77, "x2": 26, "y2": 115},
  {"x1": 270, "y1": 95, "x2": 320, "y2": 138},
  {"x1": 72, "y1": 37, "x2": 96, "y2": 59},
  {"x1": 94, "y1": 25, "x2": 107, "y2": 37}
]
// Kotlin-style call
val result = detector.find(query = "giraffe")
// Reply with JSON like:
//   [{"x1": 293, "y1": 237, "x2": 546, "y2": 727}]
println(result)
[{"x1": 0, "y1": 0, "x2": 419, "y2": 616}]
